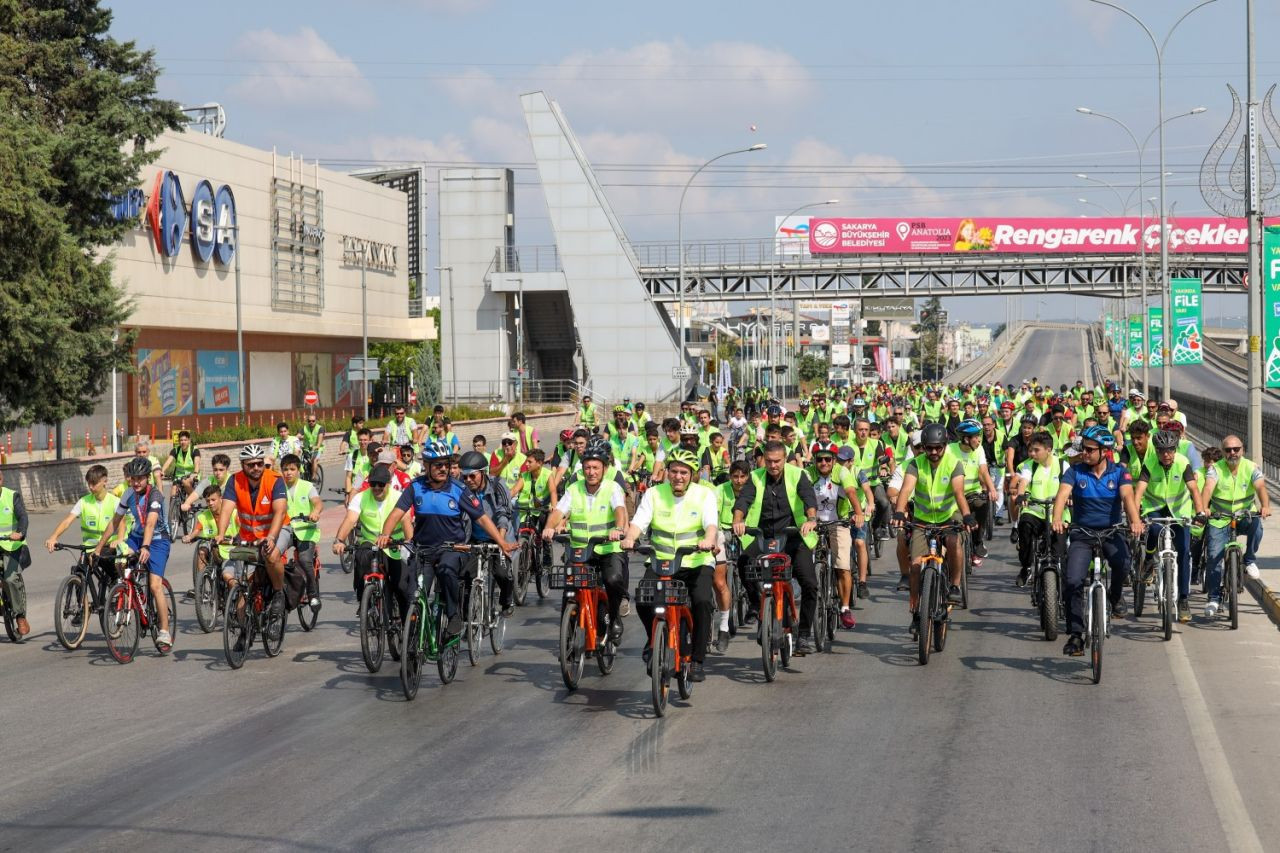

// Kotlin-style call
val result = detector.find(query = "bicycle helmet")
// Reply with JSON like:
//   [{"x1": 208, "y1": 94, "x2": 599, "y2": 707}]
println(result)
[
  {"x1": 1153, "y1": 430, "x2": 1181, "y2": 451},
  {"x1": 1080, "y1": 425, "x2": 1115, "y2": 449},
  {"x1": 581, "y1": 438, "x2": 611, "y2": 464},
  {"x1": 852, "y1": 398, "x2": 867, "y2": 407},
  {"x1": 955, "y1": 419, "x2": 982, "y2": 438},
  {"x1": 679, "y1": 423, "x2": 700, "y2": 437},
  {"x1": 920, "y1": 423, "x2": 948, "y2": 448},
  {"x1": 665, "y1": 448, "x2": 700, "y2": 472},
  {"x1": 458, "y1": 450, "x2": 489, "y2": 474},
  {"x1": 239, "y1": 444, "x2": 266, "y2": 460},
  {"x1": 909, "y1": 429, "x2": 923, "y2": 448},
  {"x1": 123, "y1": 456, "x2": 153, "y2": 478},
  {"x1": 798, "y1": 399, "x2": 810, "y2": 408},
  {"x1": 612, "y1": 404, "x2": 628, "y2": 414},
  {"x1": 421, "y1": 439, "x2": 454, "y2": 461}
]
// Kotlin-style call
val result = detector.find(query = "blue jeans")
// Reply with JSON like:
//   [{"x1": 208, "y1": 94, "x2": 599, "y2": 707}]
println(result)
[
  {"x1": 1065, "y1": 533, "x2": 1129, "y2": 635},
  {"x1": 1205, "y1": 517, "x2": 1263, "y2": 599},
  {"x1": 1143, "y1": 516, "x2": 1191, "y2": 600}
]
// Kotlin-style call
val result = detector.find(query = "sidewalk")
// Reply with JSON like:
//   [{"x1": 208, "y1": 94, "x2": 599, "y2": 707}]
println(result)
[{"x1": 1244, "y1": 519, "x2": 1280, "y2": 628}]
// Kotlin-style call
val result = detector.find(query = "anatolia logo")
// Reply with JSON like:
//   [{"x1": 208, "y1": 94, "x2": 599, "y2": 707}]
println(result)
[
  {"x1": 896, "y1": 222, "x2": 911, "y2": 241},
  {"x1": 812, "y1": 221, "x2": 839, "y2": 248}
]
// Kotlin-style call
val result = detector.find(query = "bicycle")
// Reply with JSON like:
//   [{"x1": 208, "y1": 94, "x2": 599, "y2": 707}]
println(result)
[
  {"x1": 1209, "y1": 511, "x2": 1259, "y2": 630},
  {"x1": 724, "y1": 531, "x2": 745, "y2": 637},
  {"x1": 164, "y1": 476, "x2": 197, "y2": 539},
  {"x1": 52, "y1": 544, "x2": 114, "y2": 650},
  {"x1": 551, "y1": 535, "x2": 619, "y2": 690},
  {"x1": 463, "y1": 541, "x2": 507, "y2": 665},
  {"x1": 631, "y1": 543, "x2": 701, "y2": 717},
  {"x1": 191, "y1": 536, "x2": 228, "y2": 633},
  {"x1": 902, "y1": 520, "x2": 965, "y2": 665},
  {"x1": 1020, "y1": 497, "x2": 1063, "y2": 642},
  {"x1": 742, "y1": 526, "x2": 801, "y2": 681},
  {"x1": 285, "y1": 515, "x2": 322, "y2": 632},
  {"x1": 399, "y1": 542, "x2": 470, "y2": 700},
  {"x1": 221, "y1": 543, "x2": 287, "y2": 670},
  {"x1": 0, "y1": 568, "x2": 19, "y2": 642},
  {"x1": 301, "y1": 446, "x2": 325, "y2": 493},
  {"x1": 813, "y1": 519, "x2": 852, "y2": 654},
  {"x1": 1069, "y1": 524, "x2": 1128, "y2": 685},
  {"x1": 1137, "y1": 515, "x2": 1187, "y2": 641},
  {"x1": 514, "y1": 511, "x2": 551, "y2": 605},
  {"x1": 102, "y1": 551, "x2": 177, "y2": 664},
  {"x1": 355, "y1": 542, "x2": 404, "y2": 673}
]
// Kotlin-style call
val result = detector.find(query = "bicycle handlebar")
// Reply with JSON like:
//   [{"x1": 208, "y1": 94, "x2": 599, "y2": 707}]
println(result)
[{"x1": 52, "y1": 543, "x2": 91, "y2": 552}]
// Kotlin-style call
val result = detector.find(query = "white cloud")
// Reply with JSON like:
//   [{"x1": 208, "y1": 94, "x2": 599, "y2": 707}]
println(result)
[{"x1": 232, "y1": 27, "x2": 374, "y2": 110}]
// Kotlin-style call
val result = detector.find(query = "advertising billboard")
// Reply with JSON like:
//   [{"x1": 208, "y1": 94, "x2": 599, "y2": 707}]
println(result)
[
  {"x1": 196, "y1": 350, "x2": 241, "y2": 413},
  {"x1": 808, "y1": 216, "x2": 1264, "y2": 255},
  {"x1": 1170, "y1": 278, "x2": 1203, "y2": 365},
  {"x1": 293, "y1": 352, "x2": 334, "y2": 407},
  {"x1": 775, "y1": 216, "x2": 812, "y2": 258},
  {"x1": 136, "y1": 348, "x2": 194, "y2": 418}
]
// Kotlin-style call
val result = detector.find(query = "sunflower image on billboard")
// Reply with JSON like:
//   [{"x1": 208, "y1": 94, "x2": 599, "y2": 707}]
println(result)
[{"x1": 952, "y1": 219, "x2": 994, "y2": 252}]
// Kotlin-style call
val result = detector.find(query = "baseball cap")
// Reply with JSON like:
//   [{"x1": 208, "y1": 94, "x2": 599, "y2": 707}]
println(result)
[
  {"x1": 501, "y1": 431, "x2": 518, "y2": 443},
  {"x1": 836, "y1": 446, "x2": 856, "y2": 462}
]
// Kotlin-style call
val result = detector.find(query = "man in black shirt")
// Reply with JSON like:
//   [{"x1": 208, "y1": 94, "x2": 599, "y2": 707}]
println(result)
[
  {"x1": 1003, "y1": 414, "x2": 1039, "y2": 536},
  {"x1": 731, "y1": 441, "x2": 820, "y2": 654}
]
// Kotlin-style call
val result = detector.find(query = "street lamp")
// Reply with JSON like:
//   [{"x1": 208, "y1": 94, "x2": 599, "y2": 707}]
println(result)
[
  {"x1": 677, "y1": 144, "x2": 766, "y2": 396},
  {"x1": 1078, "y1": 197, "x2": 1115, "y2": 216},
  {"x1": 1084, "y1": 0, "x2": 1219, "y2": 398},
  {"x1": 1075, "y1": 175, "x2": 1126, "y2": 215},
  {"x1": 771, "y1": 198, "x2": 839, "y2": 396},
  {"x1": 1076, "y1": 105, "x2": 1206, "y2": 392}
]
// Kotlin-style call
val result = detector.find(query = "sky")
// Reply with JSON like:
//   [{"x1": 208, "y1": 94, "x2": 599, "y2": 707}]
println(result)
[{"x1": 107, "y1": 0, "x2": 1280, "y2": 324}]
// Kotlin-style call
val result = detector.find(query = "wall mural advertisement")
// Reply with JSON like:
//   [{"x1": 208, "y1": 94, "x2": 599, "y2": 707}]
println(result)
[
  {"x1": 136, "y1": 348, "x2": 194, "y2": 417},
  {"x1": 333, "y1": 354, "x2": 357, "y2": 407},
  {"x1": 196, "y1": 350, "x2": 240, "y2": 413},
  {"x1": 293, "y1": 353, "x2": 334, "y2": 407}
]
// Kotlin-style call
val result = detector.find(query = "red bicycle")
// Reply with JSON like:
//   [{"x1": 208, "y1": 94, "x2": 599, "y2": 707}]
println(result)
[
  {"x1": 743, "y1": 526, "x2": 800, "y2": 682},
  {"x1": 103, "y1": 552, "x2": 177, "y2": 664},
  {"x1": 631, "y1": 543, "x2": 702, "y2": 717},
  {"x1": 552, "y1": 535, "x2": 619, "y2": 690}
]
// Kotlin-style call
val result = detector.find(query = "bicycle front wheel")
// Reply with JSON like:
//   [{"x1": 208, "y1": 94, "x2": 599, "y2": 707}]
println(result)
[
  {"x1": 1090, "y1": 585, "x2": 1106, "y2": 684},
  {"x1": 359, "y1": 583, "x2": 386, "y2": 673},
  {"x1": 168, "y1": 495, "x2": 183, "y2": 538},
  {"x1": 465, "y1": 583, "x2": 483, "y2": 666},
  {"x1": 400, "y1": 599, "x2": 425, "y2": 700},
  {"x1": 917, "y1": 570, "x2": 934, "y2": 666},
  {"x1": 813, "y1": 563, "x2": 829, "y2": 654},
  {"x1": 1226, "y1": 552, "x2": 1240, "y2": 630},
  {"x1": 760, "y1": 595, "x2": 777, "y2": 682},
  {"x1": 1039, "y1": 568, "x2": 1059, "y2": 642},
  {"x1": 104, "y1": 582, "x2": 140, "y2": 664},
  {"x1": 1162, "y1": 557, "x2": 1175, "y2": 641},
  {"x1": 261, "y1": 592, "x2": 285, "y2": 658},
  {"x1": 154, "y1": 579, "x2": 176, "y2": 651},
  {"x1": 651, "y1": 619, "x2": 670, "y2": 717},
  {"x1": 932, "y1": 571, "x2": 949, "y2": 653},
  {"x1": 559, "y1": 600, "x2": 584, "y2": 690},
  {"x1": 489, "y1": 590, "x2": 506, "y2": 655},
  {"x1": 312, "y1": 463, "x2": 325, "y2": 494},
  {"x1": 514, "y1": 537, "x2": 531, "y2": 606},
  {"x1": 54, "y1": 573, "x2": 90, "y2": 650}
]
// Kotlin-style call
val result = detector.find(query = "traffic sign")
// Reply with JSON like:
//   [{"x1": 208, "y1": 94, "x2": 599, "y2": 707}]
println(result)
[
  {"x1": 347, "y1": 356, "x2": 380, "y2": 382},
  {"x1": 672, "y1": 366, "x2": 691, "y2": 379},
  {"x1": 408, "y1": 389, "x2": 418, "y2": 406},
  {"x1": 303, "y1": 390, "x2": 319, "y2": 406}
]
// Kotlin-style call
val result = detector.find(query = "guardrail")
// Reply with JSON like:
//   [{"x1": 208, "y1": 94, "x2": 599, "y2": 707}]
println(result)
[{"x1": 1148, "y1": 384, "x2": 1280, "y2": 482}]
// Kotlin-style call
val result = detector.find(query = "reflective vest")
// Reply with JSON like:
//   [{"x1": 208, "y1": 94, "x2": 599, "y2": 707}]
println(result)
[
  {"x1": 949, "y1": 441, "x2": 982, "y2": 494},
  {"x1": 173, "y1": 445, "x2": 197, "y2": 476},
  {"x1": 232, "y1": 469, "x2": 281, "y2": 542},
  {"x1": 302, "y1": 423, "x2": 323, "y2": 450},
  {"x1": 648, "y1": 482, "x2": 714, "y2": 567},
  {"x1": 493, "y1": 451, "x2": 526, "y2": 494},
  {"x1": 1141, "y1": 454, "x2": 1193, "y2": 518},
  {"x1": 566, "y1": 479, "x2": 622, "y2": 555},
  {"x1": 851, "y1": 439, "x2": 882, "y2": 487},
  {"x1": 579, "y1": 403, "x2": 598, "y2": 428},
  {"x1": 0, "y1": 488, "x2": 20, "y2": 553},
  {"x1": 286, "y1": 479, "x2": 319, "y2": 543},
  {"x1": 357, "y1": 488, "x2": 402, "y2": 559},
  {"x1": 1019, "y1": 455, "x2": 1069, "y2": 522},
  {"x1": 1048, "y1": 421, "x2": 1072, "y2": 452},
  {"x1": 78, "y1": 491, "x2": 119, "y2": 548},
  {"x1": 885, "y1": 429, "x2": 909, "y2": 463},
  {"x1": 1123, "y1": 443, "x2": 1154, "y2": 478},
  {"x1": 515, "y1": 467, "x2": 552, "y2": 510},
  {"x1": 196, "y1": 507, "x2": 237, "y2": 560},
  {"x1": 922, "y1": 400, "x2": 943, "y2": 421},
  {"x1": 912, "y1": 450, "x2": 961, "y2": 524},
  {"x1": 1209, "y1": 458, "x2": 1258, "y2": 527},
  {"x1": 741, "y1": 465, "x2": 817, "y2": 549},
  {"x1": 707, "y1": 446, "x2": 730, "y2": 481},
  {"x1": 717, "y1": 480, "x2": 738, "y2": 528}
]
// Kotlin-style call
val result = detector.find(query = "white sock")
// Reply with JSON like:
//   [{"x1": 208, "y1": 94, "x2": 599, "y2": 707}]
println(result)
[{"x1": 718, "y1": 610, "x2": 730, "y2": 631}]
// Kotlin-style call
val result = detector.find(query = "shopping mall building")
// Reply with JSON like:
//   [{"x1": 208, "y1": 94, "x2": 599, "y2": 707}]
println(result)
[{"x1": 68, "y1": 128, "x2": 432, "y2": 445}]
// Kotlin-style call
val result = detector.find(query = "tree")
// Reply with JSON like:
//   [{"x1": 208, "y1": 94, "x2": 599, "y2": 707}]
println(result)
[
  {"x1": 912, "y1": 296, "x2": 945, "y2": 379},
  {"x1": 369, "y1": 340, "x2": 424, "y2": 377},
  {"x1": 0, "y1": 2, "x2": 183, "y2": 431},
  {"x1": 414, "y1": 344, "x2": 440, "y2": 410},
  {"x1": 797, "y1": 353, "x2": 827, "y2": 383}
]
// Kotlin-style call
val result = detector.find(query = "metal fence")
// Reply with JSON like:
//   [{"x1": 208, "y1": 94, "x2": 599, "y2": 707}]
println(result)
[
  {"x1": 442, "y1": 379, "x2": 592, "y2": 406},
  {"x1": 1149, "y1": 384, "x2": 1280, "y2": 482}
]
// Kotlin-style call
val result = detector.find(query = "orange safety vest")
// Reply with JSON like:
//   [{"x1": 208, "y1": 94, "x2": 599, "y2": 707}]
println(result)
[{"x1": 233, "y1": 469, "x2": 282, "y2": 542}]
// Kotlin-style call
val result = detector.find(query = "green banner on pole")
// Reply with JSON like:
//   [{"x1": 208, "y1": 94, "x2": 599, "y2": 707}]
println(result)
[
  {"x1": 1105, "y1": 313, "x2": 1112, "y2": 343},
  {"x1": 1148, "y1": 306, "x2": 1164, "y2": 368},
  {"x1": 1265, "y1": 226, "x2": 1280, "y2": 388},
  {"x1": 1128, "y1": 314, "x2": 1144, "y2": 369},
  {"x1": 1170, "y1": 278, "x2": 1203, "y2": 365}
]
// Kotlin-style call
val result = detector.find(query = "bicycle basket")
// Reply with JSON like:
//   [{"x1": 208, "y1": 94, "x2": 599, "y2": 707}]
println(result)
[
  {"x1": 228, "y1": 545, "x2": 262, "y2": 564},
  {"x1": 635, "y1": 578, "x2": 690, "y2": 607},
  {"x1": 743, "y1": 554, "x2": 793, "y2": 583},
  {"x1": 549, "y1": 567, "x2": 602, "y2": 591}
]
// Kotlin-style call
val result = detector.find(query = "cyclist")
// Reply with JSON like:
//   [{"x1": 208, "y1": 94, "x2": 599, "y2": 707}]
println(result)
[
  {"x1": 807, "y1": 446, "x2": 869, "y2": 626},
  {"x1": 92, "y1": 456, "x2": 174, "y2": 652},
  {"x1": 279, "y1": 453, "x2": 324, "y2": 609},
  {"x1": 184, "y1": 483, "x2": 238, "y2": 586},
  {"x1": 45, "y1": 465, "x2": 120, "y2": 588},
  {"x1": 457, "y1": 451, "x2": 518, "y2": 617},
  {"x1": 1132, "y1": 429, "x2": 1203, "y2": 623},
  {"x1": 849, "y1": 418, "x2": 890, "y2": 540},
  {"x1": 344, "y1": 427, "x2": 374, "y2": 500},
  {"x1": 300, "y1": 414, "x2": 325, "y2": 481},
  {"x1": 379, "y1": 441, "x2": 515, "y2": 638},
  {"x1": 268, "y1": 422, "x2": 303, "y2": 469},
  {"x1": 0, "y1": 466, "x2": 31, "y2": 637},
  {"x1": 214, "y1": 445, "x2": 289, "y2": 633},
  {"x1": 490, "y1": 433, "x2": 527, "y2": 495},
  {"x1": 397, "y1": 443, "x2": 422, "y2": 480},
  {"x1": 132, "y1": 440, "x2": 162, "y2": 489},
  {"x1": 951, "y1": 419, "x2": 997, "y2": 561},
  {"x1": 508, "y1": 411, "x2": 539, "y2": 454},
  {"x1": 335, "y1": 464, "x2": 413, "y2": 618},
  {"x1": 385, "y1": 406, "x2": 418, "y2": 449},
  {"x1": 1202, "y1": 434, "x2": 1272, "y2": 616},
  {"x1": 1008, "y1": 432, "x2": 1068, "y2": 587},
  {"x1": 579, "y1": 394, "x2": 599, "y2": 431},
  {"x1": 1051, "y1": 425, "x2": 1143, "y2": 655},
  {"x1": 510, "y1": 448, "x2": 552, "y2": 529},
  {"x1": 160, "y1": 430, "x2": 201, "y2": 505},
  {"x1": 622, "y1": 447, "x2": 718, "y2": 681},
  {"x1": 731, "y1": 439, "x2": 821, "y2": 655},
  {"x1": 543, "y1": 441, "x2": 629, "y2": 640},
  {"x1": 892, "y1": 423, "x2": 974, "y2": 631},
  {"x1": 181, "y1": 453, "x2": 232, "y2": 514},
  {"x1": 340, "y1": 415, "x2": 364, "y2": 455},
  {"x1": 713, "y1": 460, "x2": 753, "y2": 644}
]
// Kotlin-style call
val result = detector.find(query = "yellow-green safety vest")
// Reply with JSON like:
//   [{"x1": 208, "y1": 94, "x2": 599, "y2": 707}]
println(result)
[
  {"x1": 78, "y1": 491, "x2": 119, "y2": 548},
  {"x1": 741, "y1": 465, "x2": 818, "y2": 549},
  {"x1": 357, "y1": 489, "x2": 402, "y2": 559},
  {"x1": 1208, "y1": 458, "x2": 1259, "y2": 527},
  {"x1": 648, "y1": 482, "x2": 715, "y2": 567},
  {"x1": 566, "y1": 479, "x2": 622, "y2": 555},
  {"x1": 1141, "y1": 453, "x2": 1194, "y2": 518},
  {"x1": 912, "y1": 450, "x2": 961, "y2": 524},
  {"x1": 286, "y1": 479, "x2": 320, "y2": 543},
  {"x1": 0, "y1": 488, "x2": 21, "y2": 553}
]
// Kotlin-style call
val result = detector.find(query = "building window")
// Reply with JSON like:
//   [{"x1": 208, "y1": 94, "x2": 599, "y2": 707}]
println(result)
[{"x1": 270, "y1": 178, "x2": 325, "y2": 313}]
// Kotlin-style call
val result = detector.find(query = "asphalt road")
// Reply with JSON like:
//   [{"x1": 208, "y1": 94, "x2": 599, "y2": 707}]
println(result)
[
  {"x1": 999, "y1": 326, "x2": 1095, "y2": 391},
  {"x1": 4, "y1": 497, "x2": 1280, "y2": 852}
]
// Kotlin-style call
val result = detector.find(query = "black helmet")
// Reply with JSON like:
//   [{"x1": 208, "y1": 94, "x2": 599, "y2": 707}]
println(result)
[
  {"x1": 920, "y1": 423, "x2": 948, "y2": 448},
  {"x1": 581, "y1": 437, "x2": 611, "y2": 464},
  {"x1": 458, "y1": 451, "x2": 489, "y2": 475},
  {"x1": 1152, "y1": 430, "x2": 1181, "y2": 452},
  {"x1": 123, "y1": 457, "x2": 152, "y2": 478}
]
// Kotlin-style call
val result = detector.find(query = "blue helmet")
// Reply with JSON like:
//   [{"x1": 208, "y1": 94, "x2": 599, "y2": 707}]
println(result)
[
  {"x1": 421, "y1": 439, "x2": 454, "y2": 461},
  {"x1": 955, "y1": 418, "x2": 982, "y2": 437},
  {"x1": 1080, "y1": 425, "x2": 1115, "y2": 449}
]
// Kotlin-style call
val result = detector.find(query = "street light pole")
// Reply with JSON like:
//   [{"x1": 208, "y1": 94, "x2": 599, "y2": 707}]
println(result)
[
  {"x1": 1087, "y1": 0, "x2": 1220, "y2": 400},
  {"x1": 233, "y1": 222, "x2": 245, "y2": 425},
  {"x1": 677, "y1": 144, "x2": 766, "y2": 397},
  {"x1": 434, "y1": 265, "x2": 456, "y2": 405},
  {"x1": 361, "y1": 255, "x2": 369, "y2": 420},
  {"x1": 1246, "y1": 0, "x2": 1264, "y2": 464},
  {"x1": 771, "y1": 198, "x2": 838, "y2": 397}
]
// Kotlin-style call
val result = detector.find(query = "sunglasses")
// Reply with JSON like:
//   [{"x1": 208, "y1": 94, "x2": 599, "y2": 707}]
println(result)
[
  {"x1": 1224, "y1": 446, "x2": 1244, "y2": 453},
  {"x1": 1081, "y1": 445, "x2": 1101, "y2": 454},
  {"x1": 370, "y1": 482, "x2": 388, "y2": 489},
  {"x1": 243, "y1": 461, "x2": 265, "y2": 468},
  {"x1": 502, "y1": 440, "x2": 515, "y2": 445}
]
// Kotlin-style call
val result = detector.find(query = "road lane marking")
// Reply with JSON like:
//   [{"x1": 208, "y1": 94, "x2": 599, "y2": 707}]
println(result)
[{"x1": 1165, "y1": 640, "x2": 1265, "y2": 853}]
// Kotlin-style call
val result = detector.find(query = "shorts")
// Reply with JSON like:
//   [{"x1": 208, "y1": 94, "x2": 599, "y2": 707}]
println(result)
[
  {"x1": 825, "y1": 524, "x2": 853, "y2": 573},
  {"x1": 909, "y1": 512, "x2": 962, "y2": 562},
  {"x1": 128, "y1": 536, "x2": 171, "y2": 578}
]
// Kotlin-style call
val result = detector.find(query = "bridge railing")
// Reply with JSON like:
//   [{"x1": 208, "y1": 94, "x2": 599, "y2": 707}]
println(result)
[{"x1": 492, "y1": 245, "x2": 563, "y2": 274}]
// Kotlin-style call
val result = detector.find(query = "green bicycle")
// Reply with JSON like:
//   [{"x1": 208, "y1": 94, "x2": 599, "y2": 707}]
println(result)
[{"x1": 399, "y1": 541, "x2": 469, "y2": 700}]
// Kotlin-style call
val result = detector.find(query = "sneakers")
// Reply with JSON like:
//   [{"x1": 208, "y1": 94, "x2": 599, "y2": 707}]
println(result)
[
  {"x1": 713, "y1": 631, "x2": 730, "y2": 655},
  {"x1": 896, "y1": 574, "x2": 911, "y2": 592},
  {"x1": 1246, "y1": 562, "x2": 1261, "y2": 580},
  {"x1": 1177, "y1": 598, "x2": 1192, "y2": 623},
  {"x1": 446, "y1": 614, "x2": 463, "y2": 636},
  {"x1": 619, "y1": 598, "x2": 632, "y2": 617},
  {"x1": 155, "y1": 629, "x2": 172, "y2": 654},
  {"x1": 974, "y1": 542, "x2": 988, "y2": 559},
  {"x1": 1204, "y1": 598, "x2": 1220, "y2": 619},
  {"x1": 794, "y1": 634, "x2": 815, "y2": 655},
  {"x1": 608, "y1": 620, "x2": 624, "y2": 643},
  {"x1": 856, "y1": 581, "x2": 869, "y2": 600},
  {"x1": 1010, "y1": 527, "x2": 1019, "y2": 545},
  {"x1": 1015, "y1": 568, "x2": 1030, "y2": 588},
  {"x1": 840, "y1": 608, "x2": 857, "y2": 629},
  {"x1": 1111, "y1": 600, "x2": 1126, "y2": 618},
  {"x1": 309, "y1": 596, "x2": 321, "y2": 609},
  {"x1": 689, "y1": 662, "x2": 706, "y2": 682},
  {"x1": 947, "y1": 584, "x2": 964, "y2": 604},
  {"x1": 501, "y1": 604, "x2": 515, "y2": 617},
  {"x1": 1063, "y1": 634, "x2": 1085, "y2": 656}
]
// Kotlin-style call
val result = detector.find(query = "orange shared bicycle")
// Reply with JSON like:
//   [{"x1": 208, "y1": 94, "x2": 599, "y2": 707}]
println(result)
[
  {"x1": 631, "y1": 543, "x2": 702, "y2": 717},
  {"x1": 551, "y1": 535, "x2": 620, "y2": 690},
  {"x1": 743, "y1": 526, "x2": 800, "y2": 682}
]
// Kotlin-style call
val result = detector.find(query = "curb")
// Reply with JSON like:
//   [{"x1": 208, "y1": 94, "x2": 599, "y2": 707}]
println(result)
[{"x1": 1244, "y1": 576, "x2": 1280, "y2": 630}]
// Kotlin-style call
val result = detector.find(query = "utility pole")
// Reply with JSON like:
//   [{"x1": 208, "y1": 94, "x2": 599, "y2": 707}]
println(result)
[{"x1": 1246, "y1": 0, "x2": 1263, "y2": 463}]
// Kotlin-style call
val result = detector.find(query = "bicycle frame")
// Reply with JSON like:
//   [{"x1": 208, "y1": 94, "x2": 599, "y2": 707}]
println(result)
[{"x1": 553, "y1": 536, "x2": 612, "y2": 655}]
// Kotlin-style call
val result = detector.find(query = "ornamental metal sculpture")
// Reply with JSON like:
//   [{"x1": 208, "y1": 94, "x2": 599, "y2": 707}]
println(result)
[{"x1": 1199, "y1": 83, "x2": 1280, "y2": 218}]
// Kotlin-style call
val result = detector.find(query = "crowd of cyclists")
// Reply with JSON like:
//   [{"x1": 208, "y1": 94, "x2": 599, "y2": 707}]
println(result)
[{"x1": 1, "y1": 378, "x2": 1270, "y2": 690}]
